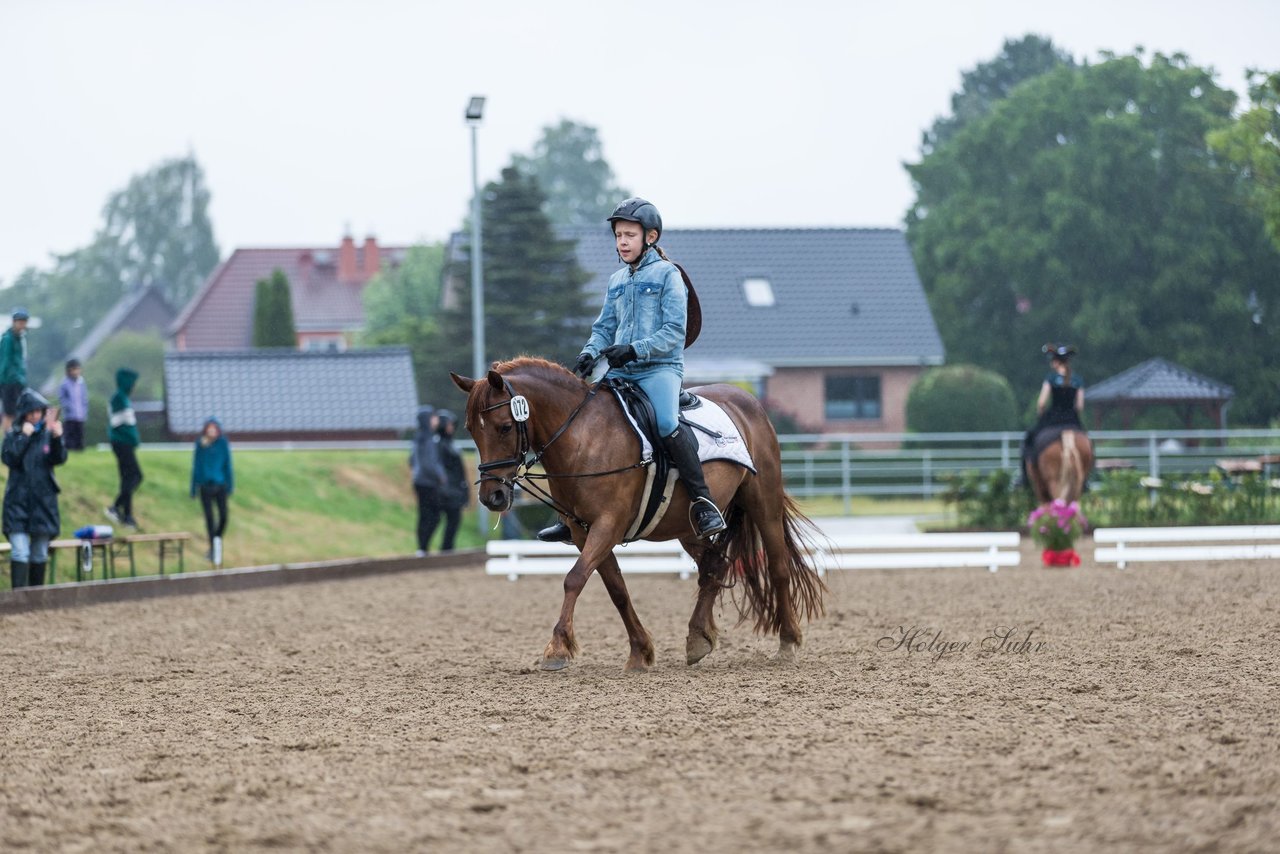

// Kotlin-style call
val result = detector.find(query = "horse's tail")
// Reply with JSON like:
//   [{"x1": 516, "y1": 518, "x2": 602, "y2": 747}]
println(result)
[
  {"x1": 1058, "y1": 430, "x2": 1080, "y2": 501},
  {"x1": 724, "y1": 493, "x2": 827, "y2": 635}
]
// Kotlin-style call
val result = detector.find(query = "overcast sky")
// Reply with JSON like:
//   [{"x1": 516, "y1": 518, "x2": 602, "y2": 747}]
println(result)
[{"x1": 2, "y1": 0, "x2": 1276, "y2": 283}]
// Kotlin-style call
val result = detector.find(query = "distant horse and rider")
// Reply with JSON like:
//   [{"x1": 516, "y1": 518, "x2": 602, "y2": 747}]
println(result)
[
  {"x1": 1021, "y1": 344, "x2": 1094, "y2": 507},
  {"x1": 452, "y1": 196, "x2": 825, "y2": 672}
]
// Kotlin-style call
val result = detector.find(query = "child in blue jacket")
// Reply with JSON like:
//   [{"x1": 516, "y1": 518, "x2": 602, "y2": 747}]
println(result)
[{"x1": 191, "y1": 416, "x2": 233, "y2": 562}]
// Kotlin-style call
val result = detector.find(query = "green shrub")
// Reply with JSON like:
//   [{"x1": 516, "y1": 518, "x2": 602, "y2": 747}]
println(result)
[{"x1": 907, "y1": 365, "x2": 1020, "y2": 433}]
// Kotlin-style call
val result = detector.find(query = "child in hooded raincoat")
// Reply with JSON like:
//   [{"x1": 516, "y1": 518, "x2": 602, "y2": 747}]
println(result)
[{"x1": 105, "y1": 367, "x2": 142, "y2": 528}]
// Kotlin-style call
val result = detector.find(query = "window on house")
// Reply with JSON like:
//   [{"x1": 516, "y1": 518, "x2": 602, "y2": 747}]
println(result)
[
  {"x1": 824, "y1": 375, "x2": 881, "y2": 420},
  {"x1": 742, "y1": 277, "x2": 775, "y2": 307},
  {"x1": 302, "y1": 337, "x2": 343, "y2": 353}
]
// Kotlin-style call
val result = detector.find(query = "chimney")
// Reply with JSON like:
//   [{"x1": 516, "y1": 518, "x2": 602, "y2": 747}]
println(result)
[
  {"x1": 298, "y1": 250, "x2": 313, "y2": 285},
  {"x1": 338, "y1": 234, "x2": 358, "y2": 283},
  {"x1": 362, "y1": 236, "x2": 380, "y2": 279}
]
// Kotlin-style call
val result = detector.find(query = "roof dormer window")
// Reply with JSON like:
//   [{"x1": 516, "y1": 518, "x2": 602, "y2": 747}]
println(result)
[{"x1": 742, "y1": 277, "x2": 775, "y2": 307}]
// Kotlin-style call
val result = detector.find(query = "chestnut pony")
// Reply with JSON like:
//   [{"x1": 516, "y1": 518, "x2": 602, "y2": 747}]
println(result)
[
  {"x1": 1027, "y1": 429, "x2": 1094, "y2": 506},
  {"x1": 452, "y1": 357, "x2": 825, "y2": 672}
]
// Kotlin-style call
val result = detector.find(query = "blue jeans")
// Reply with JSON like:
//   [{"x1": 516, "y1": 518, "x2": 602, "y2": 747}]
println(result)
[
  {"x1": 9, "y1": 532, "x2": 50, "y2": 563},
  {"x1": 621, "y1": 365, "x2": 683, "y2": 435}
]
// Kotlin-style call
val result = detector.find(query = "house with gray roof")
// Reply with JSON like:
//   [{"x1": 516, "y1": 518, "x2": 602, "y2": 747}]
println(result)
[
  {"x1": 561, "y1": 227, "x2": 945, "y2": 433},
  {"x1": 164, "y1": 347, "x2": 418, "y2": 439},
  {"x1": 171, "y1": 234, "x2": 406, "y2": 352},
  {"x1": 1088, "y1": 357, "x2": 1235, "y2": 429}
]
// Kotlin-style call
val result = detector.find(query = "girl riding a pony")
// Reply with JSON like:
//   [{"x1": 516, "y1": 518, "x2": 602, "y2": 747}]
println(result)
[
  {"x1": 537, "y1": 197, "x2": 727, "y2": 543},
  {"x1": 1020, "y1": 344, "x2": 1085, "y2": 488}
]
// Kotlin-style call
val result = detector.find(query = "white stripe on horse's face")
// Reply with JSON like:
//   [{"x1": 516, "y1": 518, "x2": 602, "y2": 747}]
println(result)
[{"x1": 479, "y1": 416, "x2": 485, "y2": 429}]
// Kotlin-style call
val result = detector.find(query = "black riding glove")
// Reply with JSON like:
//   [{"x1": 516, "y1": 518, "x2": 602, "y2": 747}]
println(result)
[
  {"x1": 572, "y1": 352, "x2": 596, "y2": 378},
  {"x1": 602, "y1": 344, "x2": 639, "y2": 368}
]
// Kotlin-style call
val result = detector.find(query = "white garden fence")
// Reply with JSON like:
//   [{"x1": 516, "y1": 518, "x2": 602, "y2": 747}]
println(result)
[{"x1": 1093, "y1": 526, "x2": 1280, "y2": 569}]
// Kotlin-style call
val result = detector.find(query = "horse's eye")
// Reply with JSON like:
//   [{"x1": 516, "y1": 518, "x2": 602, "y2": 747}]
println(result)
[{"x1": 499, "y1": 423, "x2": 513, "y2": 435}]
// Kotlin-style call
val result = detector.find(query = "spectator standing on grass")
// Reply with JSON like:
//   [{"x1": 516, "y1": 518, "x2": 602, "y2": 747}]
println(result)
[
  {"x1": 3, "y1": 389, "x2": 66, "y2": 588},
  {"x1": 431, "y1": 409, "x2": 469, "y2": 553},
  {"x1": 191, "y1": 416, "x2": 233, "y2": 563},
  {"x1": 105, "y1": 367, "x2": 142, "y2": 529},
  {"x1": 0, "y1": 308, "x2": 30, "y2": 435},
  {"x1": 409, "y1": 405, "x2": 444, "y2": 557},
  {"x1": 57, "y1": 359, "x2": 89, "y2": 451}
]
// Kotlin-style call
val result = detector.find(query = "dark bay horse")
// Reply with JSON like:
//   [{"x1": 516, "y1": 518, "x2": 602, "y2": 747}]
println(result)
[
  {"x1": 1027, "y1": 429, "x2": 1095, "y2": 506},
  {"x1": 452, "y1": 357, "x2": 826, "y2": 672}
]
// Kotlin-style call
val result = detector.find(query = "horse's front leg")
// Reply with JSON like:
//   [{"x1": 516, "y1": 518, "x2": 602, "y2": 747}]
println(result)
[
  {"x1": 684, "y1": 539, "x2": 729, "y2": 665},
  {"x1": 595, "y1": 552, "x2": 655, "y2": 672},
  {"x1": 541, "y1": 525, "x2": 625, "y2": 671}
]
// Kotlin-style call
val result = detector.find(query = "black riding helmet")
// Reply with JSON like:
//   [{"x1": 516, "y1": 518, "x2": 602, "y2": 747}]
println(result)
[
  {"x1": 14, "y1": 388, "x2": 49, "y2": 419},
  {"x1": 1043, "y1": 344, "x2": 1077, "y2": 360},
  {"x1": 607, "y1": 197, "x2": 662, "y2": 245}
]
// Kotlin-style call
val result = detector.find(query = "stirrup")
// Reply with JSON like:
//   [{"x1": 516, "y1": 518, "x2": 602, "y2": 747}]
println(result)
[
  {"x1": 536, "y1": 521, "x2": 573, "y2": 544},
  {"x1": 689, "y1": 497, "x2": 727, "y2": 539}
]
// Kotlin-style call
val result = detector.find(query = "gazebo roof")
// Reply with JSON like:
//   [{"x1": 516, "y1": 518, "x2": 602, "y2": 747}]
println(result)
[{"x1": 1088, "y1": 358, "x2": 1234, "y2": 403}]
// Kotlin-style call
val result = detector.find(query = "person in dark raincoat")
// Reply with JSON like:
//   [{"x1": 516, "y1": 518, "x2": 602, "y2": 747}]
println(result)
[
  {"x1": 409, "y1": 405, "x2": 443, "y2": 556},
  {"x1": 430, "y1": 409, "x2": 469, "y2": 552},
  {"x1": 3, "y1": 388, "x2": 67, "y2": 588}
]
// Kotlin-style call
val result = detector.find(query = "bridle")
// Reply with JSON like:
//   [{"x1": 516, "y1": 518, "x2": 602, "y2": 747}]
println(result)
[{"x1": 474, "y1": 374, "x2": 648, "y2": 532}]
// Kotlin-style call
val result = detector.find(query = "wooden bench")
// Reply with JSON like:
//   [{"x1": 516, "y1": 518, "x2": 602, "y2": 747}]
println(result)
[
  {"x1": 118, "y1": 532, "x2": 193, "y2": 577},
  {"x1": 486, "y1": 531, "x2": 1022, "y2": 580},
  {"x1": 48, "y1": 538, "x2": 117, "y2": 583},
  {"x1": 1094, "y1": 525, "x2": 1280, "y2": 569},
  {"x1": 47, "y1": 532, "x2": 193, "y2": 583}
]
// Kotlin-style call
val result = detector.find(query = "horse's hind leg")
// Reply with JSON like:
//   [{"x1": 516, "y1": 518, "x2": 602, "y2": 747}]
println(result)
[
  {"x1": 595, "y1": 552, "x2": 655, "y2": 672},
  {"x1": 684, "y1": 538, "x2": 729, "y2": 665}
]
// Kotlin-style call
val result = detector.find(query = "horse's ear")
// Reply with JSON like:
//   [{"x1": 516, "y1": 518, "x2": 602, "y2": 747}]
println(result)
[
  {"x1": 487, "y1": 370, "x2": 504, "y2": 390},
  {"x1": 450, "y1": 372, "x2": 475, "y2": 393}
]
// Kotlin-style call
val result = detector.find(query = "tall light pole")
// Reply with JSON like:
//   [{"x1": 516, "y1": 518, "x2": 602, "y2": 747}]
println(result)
[
  {"x1": 466, "y1": 96, "x2": 489, "y2": 536},
  {"x1": 466, "y1": 96, "x2": 486, "y2": 382}
]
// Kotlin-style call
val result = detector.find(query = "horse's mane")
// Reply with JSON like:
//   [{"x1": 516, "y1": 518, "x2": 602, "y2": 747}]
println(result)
[{"x1": 492, "y1": 356, "x2": 585, "y2": 389}]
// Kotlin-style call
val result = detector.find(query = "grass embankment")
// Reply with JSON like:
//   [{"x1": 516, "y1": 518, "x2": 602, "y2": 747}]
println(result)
[{"x1": 0, "y1": 448, "x2": 487, "y2": 588}]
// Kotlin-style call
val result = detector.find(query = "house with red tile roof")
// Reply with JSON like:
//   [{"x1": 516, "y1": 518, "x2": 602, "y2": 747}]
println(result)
[{"x1": 171, "y1": 234, "x2": 407, "y2": 352}]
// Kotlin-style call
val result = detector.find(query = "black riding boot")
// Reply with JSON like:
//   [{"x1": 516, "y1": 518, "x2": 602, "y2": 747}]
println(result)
[
  {"x1": 537, "y1": 520, "x2": 573, "y2": 543},
  {"x1": 29, "y1": 562, "x2": 46, "y2": 586},
  {"x1": 10, "y1": 560, "x2": 29, "y2": 589},
  {"x1": 661, "y1": 427, "x2": 727, "y2": 539}
]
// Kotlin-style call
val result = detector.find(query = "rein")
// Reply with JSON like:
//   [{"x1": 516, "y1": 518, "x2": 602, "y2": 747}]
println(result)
[{"x1": 475, "y1": 375, "x2": 649, "y2": 532}]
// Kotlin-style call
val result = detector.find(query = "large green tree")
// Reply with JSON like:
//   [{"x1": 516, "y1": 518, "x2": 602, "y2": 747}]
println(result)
[
  {"x1": 437, "y1": 167, "x2": 592, "y2": 400},
  {"x1": 360, "y1": 243, "x2": 445, "y2": 399},
  {"x1": 921, "y1": 34, "x2": 1075, "y2": 156},
  {"x1": 95, "y1": 154, "x2": 221, "y2": 308},
  {"x1": 511, "y1": 119, "x2": 630, "y2": 228},
  {"x1": 907, "y1": 50, "x2": 1280, "y2": 425},
  {"x1": 3, "y1": 154, "x2": 220, "y2": 384},
  {"x1": 1208, "y1": 70, "x2": 1280, "y2": 253}
]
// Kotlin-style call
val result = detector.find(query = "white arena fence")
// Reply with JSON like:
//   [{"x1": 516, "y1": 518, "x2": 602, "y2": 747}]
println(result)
[
  {"x1": 486, "y1": 531, "x2": 1020, "y2": 580},
  {"x1": 1093, "y1": 526, "x2": 1280, "y2": 569}
]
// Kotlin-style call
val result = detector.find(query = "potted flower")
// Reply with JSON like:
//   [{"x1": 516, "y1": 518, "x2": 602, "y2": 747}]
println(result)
[{"x1": 1027, "y1": 499, "x2": 1087, "y2": 567}]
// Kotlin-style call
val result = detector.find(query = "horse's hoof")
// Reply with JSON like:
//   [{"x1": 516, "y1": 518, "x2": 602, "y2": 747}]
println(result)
[
  {"x1": 624, "y1": 658, "x2": 651, "y2": 674},
  {"x1": 540, "y1": 657, "x2": 571, "y2": 672},
  {"x1": 686, "y1": 632, "x2": 715, "y2": 665},
  {"x1": 776, "y1": 640, "x2": 800, "y2": 662}
]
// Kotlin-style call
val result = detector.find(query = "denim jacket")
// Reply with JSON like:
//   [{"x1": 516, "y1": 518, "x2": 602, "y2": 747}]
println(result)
[{"x1": 583, "y1": 249, "x2": 687, "y2": 373}]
